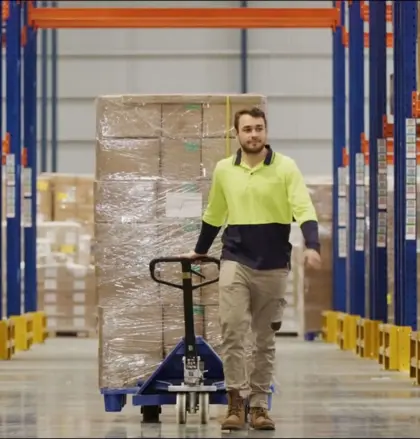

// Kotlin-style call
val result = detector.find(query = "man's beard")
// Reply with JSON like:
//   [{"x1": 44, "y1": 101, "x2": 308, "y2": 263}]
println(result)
[{"x1": 240, "y1": 141, "x2": 265, "y2": 155}]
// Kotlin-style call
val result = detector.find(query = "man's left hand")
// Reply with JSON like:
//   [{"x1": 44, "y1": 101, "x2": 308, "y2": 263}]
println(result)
[{"x1": 303, "y1": 249, "x2": 321, "y2": 270}]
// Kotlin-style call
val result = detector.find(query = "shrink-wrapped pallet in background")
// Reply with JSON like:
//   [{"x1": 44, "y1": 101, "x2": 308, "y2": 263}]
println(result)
[
  {"x1": 296, "y1": 177, "x2": 333, "y2": 335},
  {"x1": 94, "y1": 94, "x2": 267, "y2": 388}
]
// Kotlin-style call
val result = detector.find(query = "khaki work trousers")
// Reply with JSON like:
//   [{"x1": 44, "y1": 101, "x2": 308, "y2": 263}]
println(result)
[{"x1": 218, "y1": 260, "x2": 288, "y2": 409}]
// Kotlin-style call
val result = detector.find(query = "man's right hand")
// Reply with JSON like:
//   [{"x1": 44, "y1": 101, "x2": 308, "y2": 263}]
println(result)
[{"x1": 180, "y1": 250, "x2": 207, "y2": 260}]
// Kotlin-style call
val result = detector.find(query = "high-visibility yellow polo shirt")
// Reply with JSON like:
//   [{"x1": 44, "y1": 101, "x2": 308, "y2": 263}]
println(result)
[{"x1": 194, "y1": 145, "x2": 320, "y2": 270}]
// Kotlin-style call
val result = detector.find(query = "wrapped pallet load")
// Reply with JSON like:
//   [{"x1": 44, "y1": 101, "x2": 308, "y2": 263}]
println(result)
[
  {"x1": 300, "y1": 177, "x2": 333, "y2": 336},
  {"x1": 94, "y1": 94, "x2": 267, "y2": 389}
]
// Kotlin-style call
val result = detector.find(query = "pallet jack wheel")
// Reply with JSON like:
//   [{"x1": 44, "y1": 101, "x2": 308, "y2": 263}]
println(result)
[
  {"x1": 176, "y1": 393, "x2": 187, "y2": 424},
  {"x1": 198, "y1": 393, "x2": 209, "y2": 424},
  {"x1": 141, "y1": 405, "x2": 161, "y2": 423}
]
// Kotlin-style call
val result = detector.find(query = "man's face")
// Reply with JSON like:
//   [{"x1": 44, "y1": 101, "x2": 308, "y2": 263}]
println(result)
[{"x1": 236, "y1": 115, "x2": 267, "y2": 154}]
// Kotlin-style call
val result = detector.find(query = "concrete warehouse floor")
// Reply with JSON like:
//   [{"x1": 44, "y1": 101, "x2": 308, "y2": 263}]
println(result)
[{"x1": 0, "y1": 337, "x2": 420, "y2": 438}]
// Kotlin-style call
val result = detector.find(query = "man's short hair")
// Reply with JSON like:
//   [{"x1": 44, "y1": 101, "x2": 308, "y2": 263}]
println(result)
[{"x1": 233, "y1": 107, "x2": 267, "y2": 132}]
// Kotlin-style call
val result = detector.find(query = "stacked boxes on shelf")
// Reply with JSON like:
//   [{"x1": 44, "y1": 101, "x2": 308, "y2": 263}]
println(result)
[
  {"x1": 35, "y1": 173, "x2": 96, "y2": 334},
  {"x1": 95, "y1": 94, "x2": 266, "y2": 388}
]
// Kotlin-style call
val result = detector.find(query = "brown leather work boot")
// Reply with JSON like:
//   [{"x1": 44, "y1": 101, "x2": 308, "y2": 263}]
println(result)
[
  {"x1": 221, "y1": 390, "x2": 246, "y2": 430},
  {"x1": 249, "y1": 407, "x2": 275, "y2": 430}
]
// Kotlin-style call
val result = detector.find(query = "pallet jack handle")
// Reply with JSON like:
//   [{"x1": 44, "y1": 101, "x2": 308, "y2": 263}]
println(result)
[{"x1": 149, "y1": 256, "x2": 220, "y2": 290}]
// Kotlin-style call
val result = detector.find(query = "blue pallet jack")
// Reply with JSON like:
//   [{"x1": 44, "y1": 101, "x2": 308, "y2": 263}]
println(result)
[{"x1": 101, "y1": 255, "x2": 227, "y2": 424}]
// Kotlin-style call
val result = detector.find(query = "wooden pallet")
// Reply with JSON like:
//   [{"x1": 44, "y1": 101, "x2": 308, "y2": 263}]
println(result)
[{"x1": 48, "y1": 328, "x2": 97, "y2": 338}]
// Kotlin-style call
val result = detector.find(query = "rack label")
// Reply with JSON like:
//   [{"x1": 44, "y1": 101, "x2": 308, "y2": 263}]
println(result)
[
  {"x1": 338, "y1": 197, "x2": 347, "y2": 226},
  {"x1": 355, "y1": 219, "x2": 365, "y2": 251},
  {"x1": 22, "y1": 168, "x2": 31, "y2": 198},
  {"x1": 405, "y1": 158, "x2": 417, "y2": 200},
  {"x1": 338, "y1": 167, "x2": 346, "y2": 197},
  {"x1": 338, "y1": 228, "x2": 347, "y2": 258},
  {"x1": 5, "y1": 154, "x2": 15, "y2": 186},
  {"x1": 405, "y1": 198, "x2": 416, "y2": 240},
  {"x1": 377, "y1": 211, "x2": 387, "y2": 248},
  {"x1": 6, "y1": 186, "x2": 15, "y2": 218},
  {"x1": 355, "y1": 153, "x2": 365, "y2": 185},
  {"x1": 356, "y1": 186, "x2": 365, "y2": 218},
  {"x1": 377, "y1": 174, "x2": 388, "y2": 209},
  {"x1": 23, "y1": 197, "x2": 32, "y2": 228}
]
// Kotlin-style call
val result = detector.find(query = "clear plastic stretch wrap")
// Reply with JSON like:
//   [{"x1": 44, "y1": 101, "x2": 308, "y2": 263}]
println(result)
[
  {"x1": 301, "y1": 178, "x2": 333, "y2": 334},
  {"x1": 94, "y1": 94, "x2": 267, "y2": 389}
]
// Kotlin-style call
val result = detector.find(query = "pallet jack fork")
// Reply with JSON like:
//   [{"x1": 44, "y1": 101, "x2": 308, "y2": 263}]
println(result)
[{"x1": 148, "y1": 255, "x2": 224, "y2": 424}]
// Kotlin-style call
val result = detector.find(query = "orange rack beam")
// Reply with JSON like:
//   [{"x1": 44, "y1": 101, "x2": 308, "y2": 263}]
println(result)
[
  {"x1": 361, "y1": 2, "x2": 392, "y2": 22},
  {"x1": 28, "y1": 7, "x2": 339, "y2": 29},
  {"x1": 342, "y1": 28, "x2": 393, "y2": 48}
]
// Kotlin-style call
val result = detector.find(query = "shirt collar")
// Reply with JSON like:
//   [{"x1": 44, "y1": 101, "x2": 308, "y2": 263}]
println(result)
[{"x1": 233, "y1": 144, "x2": 274, "y2": 166}]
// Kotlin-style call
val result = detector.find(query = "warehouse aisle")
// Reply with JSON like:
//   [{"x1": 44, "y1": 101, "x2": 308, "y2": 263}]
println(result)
[{"x1": 1, "y1": 338, "x2": 420, "y2": 438}]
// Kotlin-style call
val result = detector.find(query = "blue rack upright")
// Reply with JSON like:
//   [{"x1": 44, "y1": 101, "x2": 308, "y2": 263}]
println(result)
[
  {"x1": 392, "y1": 1, "x2": 418, "y2": 329},
  {"x1": 347, "y1": 0, "x2": 366, "y2": 318},
  {"x1": 1, "y1": 0, "x2": 38, "y2": 323}
]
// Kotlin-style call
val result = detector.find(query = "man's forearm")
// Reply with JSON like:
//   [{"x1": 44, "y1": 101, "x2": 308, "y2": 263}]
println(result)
[
  {"x1": 194, "y1": 221, "x2": 221, "y2": 254},
  {"x1": 300, "y1": 220, "x2": 320, "y2": 254}
]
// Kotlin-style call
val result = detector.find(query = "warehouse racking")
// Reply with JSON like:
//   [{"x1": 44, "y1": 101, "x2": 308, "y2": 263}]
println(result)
[
  {"x1": 0, "y1": 1, "x2": 340, "y2": 357},
  {"x1": 324, "y1": 1, "x2": 420, "y2": 382},
  {"x1": 331, "y1": 0, "x2": 418, "y2": 328},
  {"x1": 3, "y1": 0, "x2": 418, "y2": 388}
]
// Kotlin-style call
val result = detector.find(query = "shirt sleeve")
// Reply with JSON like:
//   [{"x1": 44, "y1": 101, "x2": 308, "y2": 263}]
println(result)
[
  {"x1": 194, "y1": 164, "x2": 228, "y2": 254},
  {"x1": 286, "y1": 158, "x2": 320, "y2": 253},
  {"x1": 202, "y1": 164, "x2": 228, "y2": 227}
]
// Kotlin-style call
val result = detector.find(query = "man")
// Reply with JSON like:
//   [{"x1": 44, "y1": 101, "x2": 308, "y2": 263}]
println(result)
[{"x1": 183, "y1": 107, "x2": 321, "y2": 431}]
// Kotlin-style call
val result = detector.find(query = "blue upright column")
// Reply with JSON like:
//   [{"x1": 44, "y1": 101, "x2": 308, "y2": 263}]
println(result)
[
  {"x1": 368, "y1": 0, "x2": 387, "y2": 322},
  {"x1": 348, "y1": 0, "x2": 365, "y2": 317},
  {"x1": 332, "y1": 0, "x2": 346, "y2": 312},
  {"x1": 23, "y1": 1, "x2": 38, "y2": 313},
  {"x1": 5, "y1": 0, "x2": 22, "y2": 317},
  {"x1": 393, "y1": 1, "x2": 418, "y2": 329}
]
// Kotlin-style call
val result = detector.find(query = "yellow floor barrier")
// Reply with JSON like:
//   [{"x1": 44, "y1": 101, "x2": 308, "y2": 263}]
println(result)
[
  {"x1": 0, "y1": 319, "x2": 15, "y2": 360},
  {"x1": 397, "y1": 326, "x2": 412, "y2": 372},
  {"x1": 336, "y1": 312, "x2": 346, "y2": 347},
  {"x1": 355, "y1": 318, "x2": 365, "y2": 357},
  {"x1": 10, "y1": 314, "x2": 34, "y2": 352},
  {"x1": 356, "y1": 318, "x2": 380, "y2": 359},
  {"x1": 322, "y1": 310, "x2": 339, "y2": 343},
  {"x1": 337, "y1": 313, "x2": 359, "y2": 351},
  {"x1": 378, "y1": 324, "x2": 411, "y2": 371},
  {"x1": 409, "y1": 331, "x2": 420, "y2": 384},
  {"x1": 28, "y1": 311, "x2": 48, "y2": 344}
]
